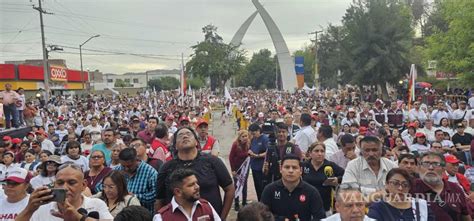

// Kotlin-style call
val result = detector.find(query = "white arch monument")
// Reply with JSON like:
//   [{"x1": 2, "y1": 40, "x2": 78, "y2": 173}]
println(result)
[{"x1": 231, "y1": 0, "x2": 297, "y2": 91}]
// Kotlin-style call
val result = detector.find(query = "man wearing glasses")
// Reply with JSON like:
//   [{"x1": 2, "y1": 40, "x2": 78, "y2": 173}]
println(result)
[
  {"x1": 322, "y1": 183, "x2": 375, "y2": 221},
  {"x1": 411, "y1": 152, "x2": 471, "y2": 221},
  {"x1": 16, "y1": 163, "x2": 113, "y2": 221}
]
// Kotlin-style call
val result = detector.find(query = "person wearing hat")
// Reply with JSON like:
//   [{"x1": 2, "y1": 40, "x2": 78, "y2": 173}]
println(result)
[
  {"x1": 452, "y1": 123, "x2": 473, "y2": 152},
  {"x1": 195, "y1": 118, "x2": 220, "y2": 156},
  {"x1": 2, "y1": 136, "x2": 14, "y2": 151},
  {"x1": 164, "y1": 114, "x2": 177, "y2": 135},
  {"x1": 30, "y1": 155, "x2": 61, "y2": 189},
  {"x1": 409, "y1": 132, "x2": 431, "y2": 154},
  {"x1": 35, "y1": 130, "x2": 56, "y2": 154},
  {"x1": 0, "y1": 168, "x2": 32, "y2": 221},
  {"x1": 178, "y1": 115, "x2": 190, "y2": 128},
  {"x1": 341, "y1": 108, "x2": 359, "y2": 127},
  {"x1": 443, "y1": 154, "x2": 471, "y2": 194},
  {"x1": 0, "y1": 151, "x2": 19, "y2": 182}
]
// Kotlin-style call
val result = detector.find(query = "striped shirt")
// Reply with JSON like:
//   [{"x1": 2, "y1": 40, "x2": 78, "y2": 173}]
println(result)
[{"x1": 115, "y1": 161, "x2": 158, "y2": 213}]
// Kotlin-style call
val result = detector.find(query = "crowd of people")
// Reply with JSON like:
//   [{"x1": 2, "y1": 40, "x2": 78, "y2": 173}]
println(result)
[{"x1": 0, "y1": 83, "x2": 474, "y2": 221}]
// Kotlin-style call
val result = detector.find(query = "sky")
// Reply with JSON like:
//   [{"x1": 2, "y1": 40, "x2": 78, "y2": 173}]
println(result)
[{"x1": 0, "y1": 0, "x2": 352, "y2": 74}]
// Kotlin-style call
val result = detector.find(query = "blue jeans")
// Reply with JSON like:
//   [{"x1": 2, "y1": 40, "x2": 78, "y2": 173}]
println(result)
[{"x1": 3, "y1": 104, "x2": 19, "y2": 128}]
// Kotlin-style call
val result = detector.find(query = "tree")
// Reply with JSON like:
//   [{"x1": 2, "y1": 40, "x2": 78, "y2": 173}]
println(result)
[
  {"x1": 236, "y1": 49, "x2": 277, "y2": 89},
  {"x1": 187, "y1": 77, "x2": 206, "y2": 89},
  {"x1": 186, "y1": 24, "x2": 247, "y2": 92},
  {"x1": 114, "y1": 79, "x2": 131, "y2": 88},
  {"x1": 424, "y1": 0, "x2": 473, "y2": 78},
  {"x1": 316, "y1": 24, "x2": 348, "y2": 88},
  {"x1": 341, "y1": 0, "x2": 413, "y2": 99},
  {"x1": 148, "y1": 77, "x2": 180, "y2": 91}
]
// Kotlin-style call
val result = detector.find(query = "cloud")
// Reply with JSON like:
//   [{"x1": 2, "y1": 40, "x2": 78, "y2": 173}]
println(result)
[{"x1": 119, "y1": 63, "x2": 169, "y2": 72}]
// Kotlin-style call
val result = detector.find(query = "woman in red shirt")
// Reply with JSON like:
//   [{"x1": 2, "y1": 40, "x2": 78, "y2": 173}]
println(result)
[{"x1": 228, "y1": 129, "x2": 250, "y2": 211}]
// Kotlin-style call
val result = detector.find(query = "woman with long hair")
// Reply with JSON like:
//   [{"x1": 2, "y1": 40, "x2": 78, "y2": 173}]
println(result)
[
  {"x1": 410, "y1": 132, "x2": 431, "y2": 154},
  {"x1": 438, "y1": 117, "x2": 454, "y2": 137},
  {"x1": 30, "y1": 155, "x2": 61, "y2": 188},
  {"x1": 20, "y1": 149, "x2": 40, "y2": 173},
  {"x1": 94, "y1": 171, "x2": 141, "y2": 217},
  {"x1": 229, "y1": 129, "x2": 251, "y2": 211},
  {"x1": 368, "y1": 168, "x2": 434, "y2": 220}
]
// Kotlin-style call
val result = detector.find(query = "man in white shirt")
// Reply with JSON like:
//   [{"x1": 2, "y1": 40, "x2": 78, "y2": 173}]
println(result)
[
  {"x1": 469, "y1": 94, "x2": 474, "y2": 109},
  {"x1": 430, "y1": 101, "x2": 451, "y2": 126},
  {"x1": 16, "y1": 163, "x2": 113, "y2": 221},
  {"x1": 322, "y1": 184, "x2": 375, "y2": 221},
  {"x1": 408, "y1": 101, "x2": 427, "y2": 122},
  {"x1": 154, "y1": 169, "x2": 221, "y2": 221},
  {"x1": 317, "y1": 125, "x2": 339, "y2": 159},
  {"x1": 452, "y1": 101, "x2": 472, "y2": 126},
  {"x1": 342, "y1": 136, "x2": 398, "y2": 200},
  {"x1": 294, "y1": 113, "x2": 317, "y2": 153},
  {"x1": 420, "y1": 119, "x2": 436, "y2": 142},
  {"x1": 0, "y1": 168, "x2": 32, "y2": 221},
  {"x1": 35, "y1": 131, "x2": 56, "y2": 154}
]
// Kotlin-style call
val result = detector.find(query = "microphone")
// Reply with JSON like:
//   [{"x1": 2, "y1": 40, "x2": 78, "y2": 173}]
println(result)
[
  {"x1": 88, "y1": 211, "x2": 100, "y2": 219},
  {"x1": 324, "y1": 166, "x2": 333, "y2": 177}
]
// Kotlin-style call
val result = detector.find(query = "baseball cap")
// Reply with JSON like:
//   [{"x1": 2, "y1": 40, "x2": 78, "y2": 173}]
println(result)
[
  {"x1": 3, "y1": 136, "x2": 12, "y2": 141},
  {"x1": 457, "y1": 123, "x2": 465, "y2": 128},
  {"x1": 12, "y1": 138, "x2": 22, "y2": 144},
  {"x1": 35, "y1": 131, "x2": 48, "y2": 138},
  {"x1": 415, "y1": 132, "x2": 426, "y2": 138},
  {"x1": 195, "y1": 119, "x2": 209, "y2": 128},
  {"x1": 4, "y1": 168, "x2": 32, "y2": 183},
  {"x1": 179, "y1": 116, "x2": 190, "y2": 123},
  {"x1": 445, "y1": 155, "x2": 460, "y2": 164},
  {"x1": 46, "y1": 155, "x2": 62, "y2": 165}
]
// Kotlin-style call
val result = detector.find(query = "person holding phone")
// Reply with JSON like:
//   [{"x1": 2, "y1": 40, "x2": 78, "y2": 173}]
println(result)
[
  {"x1": 16, "y1": 162, "x2": 113, "y2": 221},
  {"x1": 302, "y1": 142, "x2": 344, "y2": 216}
]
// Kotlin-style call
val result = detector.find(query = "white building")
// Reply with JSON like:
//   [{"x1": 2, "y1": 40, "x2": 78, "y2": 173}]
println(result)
[{"x1": 102, "y1": 69, "x2": 180, "y2": 88}]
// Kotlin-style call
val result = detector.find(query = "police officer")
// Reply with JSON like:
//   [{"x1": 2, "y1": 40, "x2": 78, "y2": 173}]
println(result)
[{"x1": 261, "y1": 155, "x2": 326, "y2": 221}]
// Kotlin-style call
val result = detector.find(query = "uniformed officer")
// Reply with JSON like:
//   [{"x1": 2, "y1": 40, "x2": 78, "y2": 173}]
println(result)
[{"x1": 261, "y1": 154, "x2": 326, "y2": 221}]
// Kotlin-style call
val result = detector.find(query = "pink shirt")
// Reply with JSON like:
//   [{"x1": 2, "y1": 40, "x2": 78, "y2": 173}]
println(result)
[{"x1": 0, "y1": 90, "x2": 19, "y2": 105}]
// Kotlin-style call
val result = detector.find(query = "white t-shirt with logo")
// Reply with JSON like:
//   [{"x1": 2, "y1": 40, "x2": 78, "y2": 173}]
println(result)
[
  {"x1": 60, "y1": 155, "x2": 90, "y2": 172},
  {"x1": 30, "y1": 175, "x2": 56, "y2": 189},
  {"x1": 30, "y1": 196, "x2": 113, "y2": 221},
  {"x1": 0, "y1": 194, "x2": 29, "y2": 221}
]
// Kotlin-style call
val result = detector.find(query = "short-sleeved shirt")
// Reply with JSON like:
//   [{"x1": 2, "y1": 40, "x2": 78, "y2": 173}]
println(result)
[
  {"x1": 157, "y1": 153, "x2": 233, "y2": 215},
  {"x1": 0, "y1": 194, "x2": 29, "y2": 221},
  {"x1": 250, "y1": 135, "x2": 269, "y2": 171},
  {"x1": 30, "y1": 196, "x2": 113, "y2": 221},
  {"x1": 91, "y1": 143, "x2": 112, "y2": 165},
  {"x1": 0, "y1": 90, "x2": 19, "y2": 105},
  {"x1": 410, "y1": 179, "x2": 471, "y2": 221},
  {"x1": 261, "y1": 180, "x2": 326, "y2": 220}
]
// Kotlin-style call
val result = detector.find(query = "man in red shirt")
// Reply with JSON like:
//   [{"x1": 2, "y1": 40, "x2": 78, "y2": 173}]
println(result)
[
  {"x1": 137, "y1": 117, "x2": 158, "y2": 144},
  {"x1": 150, "y1": 123, "x2": 172, "y2": 162}
]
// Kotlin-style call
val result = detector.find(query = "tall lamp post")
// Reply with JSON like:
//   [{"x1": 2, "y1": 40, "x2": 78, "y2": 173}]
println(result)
[{"x1": 80, "y1": 34, "x2": 100, "y2": 92}]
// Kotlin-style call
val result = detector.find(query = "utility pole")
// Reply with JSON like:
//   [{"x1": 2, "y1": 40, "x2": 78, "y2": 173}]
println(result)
[
  {"x1": 33, "y1": 0, "x2": 53, "y2": 102},
  {"x1": 309, "y1": 30, "x2": 322, "y2": 90},
  {"x1": 80, "y1": 35, "x2": 100, "y2": 92}
]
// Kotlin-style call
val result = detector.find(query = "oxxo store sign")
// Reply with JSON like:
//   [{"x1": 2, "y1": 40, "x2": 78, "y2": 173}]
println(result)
[{"x1": 50, "y1": 67, "x2": 68, "y2": 81}]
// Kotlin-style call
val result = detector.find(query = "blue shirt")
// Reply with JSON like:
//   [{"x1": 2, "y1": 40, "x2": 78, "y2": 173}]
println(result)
[
  {"x1": 115, "y1": 161, "x2": 158, "y2": 213},
  {"x1": 91, "y1": 143, "x2": 112, "y2": 165},
  {"x1": 250, "y1": 134, "x2": 268, "y2": 171}
]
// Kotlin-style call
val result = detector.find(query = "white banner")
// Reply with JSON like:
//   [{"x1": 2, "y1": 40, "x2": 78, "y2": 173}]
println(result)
[{"x1": 235, "y1": 157, "x2": 251, "y2": 199}]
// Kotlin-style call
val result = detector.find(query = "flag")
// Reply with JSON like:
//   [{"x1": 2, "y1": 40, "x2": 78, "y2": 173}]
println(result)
[
  {"x1": 408, "y1": 64, "x2": 417, "y2": 109},
  {"x1": 180, "y1": 53, "x2": 187, "y2": 96},
  {"x1": 224, "y1": 86, "x2": 233, "y2": 101},
  {"x1": 234, "y1": 157, "x2": 251, "y2": 199}
]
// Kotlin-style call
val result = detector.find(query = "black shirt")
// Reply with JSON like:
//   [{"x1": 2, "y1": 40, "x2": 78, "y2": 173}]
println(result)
[
  {"x1": 452, "y1": 132, "x2": 473, "y2": 146},
  {"x1": 302, "y1": 160, "x2": 344, "y2": 211},
  {"x1": 261, "y1": 179, "x2": 326, "y2": 221},
  {"x1": 157, "y1": 153, "x2": 233, "y2": 215}
]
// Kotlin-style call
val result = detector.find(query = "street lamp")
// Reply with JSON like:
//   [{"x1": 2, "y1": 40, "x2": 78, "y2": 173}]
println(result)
[{"x1": 80, "y1": 34, "x2": 100, "y2": 92}]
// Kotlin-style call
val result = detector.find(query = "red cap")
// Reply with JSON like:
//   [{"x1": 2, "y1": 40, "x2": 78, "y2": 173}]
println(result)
[
  {"x1": 408, "y1": 122, "x2": 417, "y2": 128},
  {"x1": 35, "y1": 131, "x2": 48, "y2": 138},
  {"x1": 179, "y1": 116, "x2": 190, "y2": 123},
  {"x1": 336, "y1": 105, "x2": 342, "y2": 111},
  {"x1": 4, "y1": 168, "x2": 32, "y2": 183},
  {"x1": 3, "y1": 136, "x2": 12, "y2": 141},
  {"x1": 12, "y1": 138, "x2": 22, "y2": 144},
  {"x1": 415, "y1": 132, "x2": 426, "y2": 138},
  {"x1": 445, "y1": 155, "x2": 460, "y2": 164},
  {"x1": 195, "y1": 118, "x2": 209, "y2": 128}
]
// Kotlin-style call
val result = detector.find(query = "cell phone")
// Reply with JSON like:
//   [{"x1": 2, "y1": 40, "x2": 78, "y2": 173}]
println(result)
[{"x1": 49, "y1": 188, "x2": 66, "y2": 203}]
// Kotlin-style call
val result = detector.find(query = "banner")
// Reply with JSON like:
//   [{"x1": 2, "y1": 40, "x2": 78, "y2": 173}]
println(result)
[
  {"x1": 295, "y1": 56, "x2": 304, "y2": 89},
  {"x1": 407, "y1": 64, "x2": 417, "y2": 109},
  {"x1": 235, "y1": 157, "x2": 251, "y2": 199}
]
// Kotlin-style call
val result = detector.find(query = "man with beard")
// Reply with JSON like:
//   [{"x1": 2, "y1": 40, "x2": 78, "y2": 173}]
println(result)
[
  {"x1": 154, "y1": 169, "x2": 221, "y2": 220},
  {"x1": 411, "y1": 152, "x2": 471, "y2": 221},
  {"x1": 342, "y1": 136, "x2": 398, "y2": 200}
]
